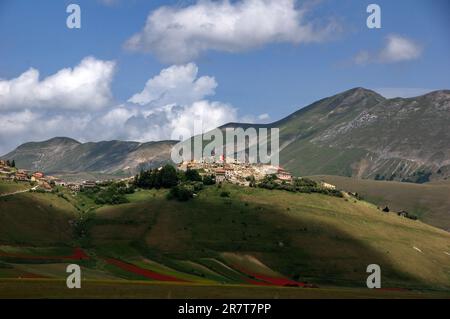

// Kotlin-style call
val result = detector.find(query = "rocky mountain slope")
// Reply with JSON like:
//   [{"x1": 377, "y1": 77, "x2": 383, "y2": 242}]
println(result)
[
  {"x1": 277, "y1": 88, "x2": 450, "y2": 181},
  {"x1": 1, "y1": 137, "x2": 177, "y2": 175},
  {"x1": 216, "y1": 87, "x2": 450, "y2": 182}
]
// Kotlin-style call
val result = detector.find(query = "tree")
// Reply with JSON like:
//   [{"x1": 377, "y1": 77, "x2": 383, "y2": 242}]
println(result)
[
  {"x1": 11, "y1": 160, "x2": 15, "y2": 168},
  {"x1": 185, "y1": 169, "x2": 202, "y2": 182},
  {"x1": 6, "y1": 160, "x2": 10, "y2": 167},
  {"x1": 167, "y1": 185, "x2": 193, "y2": 201},
  {"x1": 159, "y1": 165, "x2": 178, "y2": 188},
  {"x1": 135, "y1": 165, "x2": 179, "y2": 189},
  {"x1": 202, "y1": 174, "x2": 215, "y2": 185}
]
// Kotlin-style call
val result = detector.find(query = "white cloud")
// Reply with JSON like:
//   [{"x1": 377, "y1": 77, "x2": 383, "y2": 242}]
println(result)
[
  {"x1": 128, "y1": 63, "x2": 217, "y2": 105},
  {"x1": 379, "y1": 35, "x2": 422, "y2": 63},
  {"x1": 353, "y1": 34, "x2": 422, "y2": 65},
  {"x1": 0, "y1": 62, "x2": 240, "y2": 155},
  {"x1": 0, "y1": 56, "x2": 115, "y2": 111},
  {"x1": 0, "y1": 110, "x2": 91, "y2": 154},
  {"x1": 124, "y1": 63, "x2": 236, "y2": 143},
  {"x1": 170, "y1": 100, "x2": 237, "y2": 136},
  {"x1": 125, "y1": 0, "x2": 338, "y2": 63}
]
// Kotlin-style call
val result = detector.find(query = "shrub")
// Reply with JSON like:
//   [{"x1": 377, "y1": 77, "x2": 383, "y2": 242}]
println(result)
[
  {"x1": 202, "y1": 174, "x2": 215, "y2": 185},
  {"x1": 258, "y1": 177, "x2": 342, "y2": 198},
  {"x1": 93, "y1": 184, "x2": 130, "y2": 205},
  {"x1": 167, "y1": 185, "x2": 194, "y2": 202},
  {"x1": 191, "y1": 181, "x2": 204, "y2": 192},
  {"x1": 185, "y1": 169, "x2": 202, "y2": 182},
  {"x1": 220, "y1": 191, "x2": 230, "y2": 198}
]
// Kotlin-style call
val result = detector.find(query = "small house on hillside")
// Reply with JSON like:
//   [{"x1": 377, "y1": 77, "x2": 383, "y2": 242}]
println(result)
[
  {"x1": 321, "y1": 182, "x2": 336, "y2": 190},
  {"x1": 15, "y1": 172, "x2": 29, "y2": 181},
  {"x1": 83, "y1": 180, "x2": 97, "y2": 189},
  {"x1": 33, "y1": 172, "x2": 44, "y2": 179},
  {"x1": 224, "y1": 166, "x2": 234, "y2": 178},
  {"x1": 276, "y1": 168, "x2": 292, "y2": 182},
  {"x1": 67, "y1": 183, "x2": 81, "y2": 192},
  {"x1": 39, "y1": 181, "x2": 53, "y2": 191},
  {"x1": 54, "y1": 179, "x2": 66, "y2": 187},
  {"x1": 215, "y1": 169, "x2": 226, "y2": 184}
]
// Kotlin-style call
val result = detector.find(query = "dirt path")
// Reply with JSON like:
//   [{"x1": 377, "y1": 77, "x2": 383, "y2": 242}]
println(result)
[{"x1": 0, "y1": 186, "x2": 37, "y2": 198}]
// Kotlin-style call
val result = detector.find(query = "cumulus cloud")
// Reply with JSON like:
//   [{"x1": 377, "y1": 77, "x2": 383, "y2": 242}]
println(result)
[
  {"x1": 128, "y1": 63, "x2": 217, "y2": 105},
  {"x1": 125, "y1": 0, "x2": 339, "y2": 63},
  {"x1": 353, "y1": 34, "x2": 422, "y2": 65},
  {"x1": 0, "y1": 110, "x2": 91, "y2": 155},
  {"x1": 119, "y1": 101, "x2": 237, "y2": 143},
  {"x1": 0, "y1": 56, "x2": 115, "y2": 111},
  {"x1": 0, "y1": 61, "x2": 240, "y2": 155},
  {"x1": 379, "y1": 34, "x2": 422, "y2": 63}
]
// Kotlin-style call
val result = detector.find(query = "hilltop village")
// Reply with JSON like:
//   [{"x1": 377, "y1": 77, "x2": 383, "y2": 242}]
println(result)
[
  {"x1": 1, "y1": 158, "x2": 421, "y2": 221},
  {"x1": 0, "y1": 159, "x2": 98, "y2": 192},
  {"x1": 177, "y1": 156, "x2": 294, "y2": 186},
  {"x1": 0, "y1": 157, "x2": 344, "y2": 207},
  {"x1": 0, "y1": 156, "x2": 304, "y2": 192}
]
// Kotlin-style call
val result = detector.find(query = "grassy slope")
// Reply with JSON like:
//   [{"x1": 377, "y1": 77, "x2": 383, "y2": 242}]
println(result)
[
  {"x1": 310, "y1": 175, "x2": 450, "y2": 232},
  {"x1": 1, "y1": 182, "x2": 450, "y2": 297},
  {"x1": 93, "y1": 185, "x2": 450, "y2": 290},
  {"x1": 0, "y1": 191, "x2": 77, "y2": 245},
  {"x1": 0, "y1": 181, "x2": 30, "y2": 195}
]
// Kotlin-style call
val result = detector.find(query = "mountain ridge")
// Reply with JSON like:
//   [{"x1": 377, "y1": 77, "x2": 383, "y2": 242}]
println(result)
[
  {"x1": 2, "y1": 87, "x2": 450, "y2": 181},
  {"x1": 1, "y1": 138, "x2": 178, "y2": 175}
]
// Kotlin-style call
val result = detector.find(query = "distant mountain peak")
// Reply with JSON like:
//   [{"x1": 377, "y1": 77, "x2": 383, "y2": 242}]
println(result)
[
  {"x1": 46, "y1": 137, "x2": 81, "y2": 144},
  {"x1": 340, "y1": 87, "x2": 385, "y2": 100}
]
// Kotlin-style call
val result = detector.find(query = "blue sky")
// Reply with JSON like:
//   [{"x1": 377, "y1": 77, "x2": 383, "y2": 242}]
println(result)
[{"x1": 0, "y1": 0, "x2": 449, "y2": 153}]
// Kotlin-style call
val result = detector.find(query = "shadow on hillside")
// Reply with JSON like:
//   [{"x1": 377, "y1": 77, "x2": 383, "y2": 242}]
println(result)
[{"x1": 87, "y1": 195, "x2": 449, "y2": 292}]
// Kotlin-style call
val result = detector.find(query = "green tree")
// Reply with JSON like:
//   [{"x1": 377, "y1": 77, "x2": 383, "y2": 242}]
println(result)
[
  {"x1": 202, "y1": 174, "x2": 215, "y2": 185},
  {"x1": 167, "y1": 185, "x2": 193, "y2": 202},
  {"x1": 185, "y1": 169, "x2": 202, "y2": 182},
  {"x1": 160, "y1": 164, "x2": 178, "y2": 188}
]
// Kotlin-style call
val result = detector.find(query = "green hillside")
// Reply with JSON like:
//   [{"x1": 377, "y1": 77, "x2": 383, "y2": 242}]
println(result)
[
  {"x1": 1, "y1": 180, "x2": 450, "y2": 298},
  {"x1": 310, "y1": 175, "x2": 450, "y2": 232},
  {"x1": 0, "y1": 180, "x2": 30, "y2": 195},
  {"x1": 0, "y1": 191, "x2": 77, "y2": 245}
]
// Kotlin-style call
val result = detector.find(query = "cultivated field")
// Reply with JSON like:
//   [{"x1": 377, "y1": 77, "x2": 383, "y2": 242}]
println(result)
[{"x1": 1, "y1": 279, "x2": 449, "y2": 299}]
